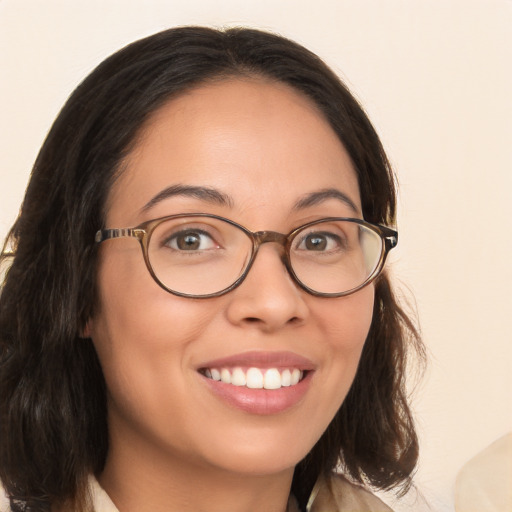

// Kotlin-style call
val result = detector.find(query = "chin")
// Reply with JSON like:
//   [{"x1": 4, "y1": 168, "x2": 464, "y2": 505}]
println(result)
[{"x1": 195, "y1": 425, "x2": 320, "y2": 477}]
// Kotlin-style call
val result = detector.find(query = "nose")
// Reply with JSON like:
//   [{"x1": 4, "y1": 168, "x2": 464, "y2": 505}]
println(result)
[{"x1": 225, "y1": 243, "x2": 309, "y2": 332}]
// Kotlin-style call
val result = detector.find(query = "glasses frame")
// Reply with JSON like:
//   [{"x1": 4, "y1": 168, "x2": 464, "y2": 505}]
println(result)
[{"x1": 95, "y1": 213, "x2": 398, "y2": 299}]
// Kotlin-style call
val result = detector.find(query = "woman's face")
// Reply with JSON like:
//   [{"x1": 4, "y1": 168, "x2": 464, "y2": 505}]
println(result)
[{"x1": 87, "y1": 78, "x2": 374, "y2": 477}]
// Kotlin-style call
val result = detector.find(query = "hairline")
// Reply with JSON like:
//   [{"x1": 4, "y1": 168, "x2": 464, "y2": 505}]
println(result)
[{"x1": 106, "y1": 71, "x2": 358, "y2": 221}]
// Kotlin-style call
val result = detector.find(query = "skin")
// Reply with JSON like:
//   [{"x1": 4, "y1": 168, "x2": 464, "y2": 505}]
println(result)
[{"x1": 86, "y1": 78, "x2": 375, "y2": 512}]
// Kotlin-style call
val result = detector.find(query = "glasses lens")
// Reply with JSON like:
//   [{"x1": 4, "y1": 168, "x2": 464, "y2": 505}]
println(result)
[
  {"x1": 147, "y1": 216, "x2": 252, "y2": 296},
  {"x1": 289, "y1": 220, "x2": 383, "y2": 295}
]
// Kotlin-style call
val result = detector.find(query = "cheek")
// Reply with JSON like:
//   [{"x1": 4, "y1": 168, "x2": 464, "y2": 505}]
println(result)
[
  {"x1": 91, "y1": 244, "x2": 213, "y2": 343},
  {"x1": 88, "y1": 248, "x2": 214, "y2": 399},
  {"x1": 88, "y1": 251, "x2": 227, "y2": 448},
  {"x1": 311, "y1": 286, "x2": 375, "y2": 412},
  {"x1": 318, "y1": 285, "x2": 375, "y2": 353}
]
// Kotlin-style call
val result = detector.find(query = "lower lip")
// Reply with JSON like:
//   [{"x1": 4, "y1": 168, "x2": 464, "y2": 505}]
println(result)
[{"x1": 200, "y1": 371, "x2": 313, "y2": 415}]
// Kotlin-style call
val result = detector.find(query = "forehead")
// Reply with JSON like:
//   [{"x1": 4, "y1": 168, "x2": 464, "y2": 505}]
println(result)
[{"x1": 107, "y1": 78, "x2": 360, "y2": 226}]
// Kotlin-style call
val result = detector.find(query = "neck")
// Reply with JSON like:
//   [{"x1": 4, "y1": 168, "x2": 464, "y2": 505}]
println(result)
[{"x1": 98, "y1": 435, "x2": 295, "y2": 512}]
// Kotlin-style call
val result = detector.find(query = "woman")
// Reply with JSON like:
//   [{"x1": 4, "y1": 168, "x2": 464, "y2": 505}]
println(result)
[{"x1": 0, "y1": 27, "x2": 423, "y2": 512}]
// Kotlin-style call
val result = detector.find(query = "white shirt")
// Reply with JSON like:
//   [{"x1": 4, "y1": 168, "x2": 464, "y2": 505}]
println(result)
[{"x1": 1, "y1": 472, "x2": 392, "y2": 511}]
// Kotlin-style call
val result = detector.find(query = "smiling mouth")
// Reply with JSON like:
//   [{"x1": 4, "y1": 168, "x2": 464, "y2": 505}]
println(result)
[{"x1": 199, "y1": 367, "x2": 307, "y2": 390}]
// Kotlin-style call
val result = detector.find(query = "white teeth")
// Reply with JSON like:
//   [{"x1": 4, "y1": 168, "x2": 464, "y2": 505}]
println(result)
[
  {"x1": 264, "y1": 368, "x2": 281, "y2": 390},
  {"x1": 281, "y1": 369, "x2": 291, "y2": 387},
  {"x1": 246, "y1": 368, "x2": 264, "y2": 389},
  {"x1": 231, "y1": 367, "x2": 246, "y2": 387},
  {"x1": 203, "y1": 367, "x2": 305, "y2": 389},
  {"x1": 220, "y1": 368, "x2": 231, "y2": 384}
]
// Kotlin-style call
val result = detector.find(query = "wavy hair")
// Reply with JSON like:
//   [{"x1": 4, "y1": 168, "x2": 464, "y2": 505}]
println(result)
[{"x1": 0, "y1": 26, "x2": 423, "y2": 511}]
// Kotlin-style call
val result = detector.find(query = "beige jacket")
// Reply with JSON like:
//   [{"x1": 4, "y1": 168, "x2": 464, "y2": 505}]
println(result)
[
  {"x1": 1, "y1": 473, "x2": 392, "y2": 512},
  {"x1": 455, "y1": 432, "x2": 512, "y2": 512},
  {"x1": 90, "y1": 473, "x2": 392, "y2": 512},
  {"x1": 305, "y1": 474, "x2": 392, "y2": 511}
]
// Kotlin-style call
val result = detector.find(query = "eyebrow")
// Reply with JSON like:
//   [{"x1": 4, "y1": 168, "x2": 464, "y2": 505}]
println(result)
[
  {"x1": 141, "y1": 184, "x2": 358, "y2": 215},
  {"x1": 141, "y1": 184, "x2": 234, "y2": 212},
  {"x1": 293, "y1": 188, "x2": 359, "y2": 213}
]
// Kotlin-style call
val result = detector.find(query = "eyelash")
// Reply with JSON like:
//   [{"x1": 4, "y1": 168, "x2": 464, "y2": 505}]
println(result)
[
  {"x1": 163, "y1": 229, "x2": 219, "y2": 251},
  {"x1": 295, "y1": 231, "x2": 347, "y2": 252}
]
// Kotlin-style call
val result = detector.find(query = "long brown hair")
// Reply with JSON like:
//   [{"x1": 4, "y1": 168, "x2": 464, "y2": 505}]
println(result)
[{"x1": 0, "y1": 26, "x2": 423, "y2": 511}]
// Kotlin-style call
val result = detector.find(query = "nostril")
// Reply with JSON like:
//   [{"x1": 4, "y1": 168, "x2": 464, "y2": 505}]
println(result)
[{"x1": 240, "y1": 315, "x2": 302, "y2": 330}]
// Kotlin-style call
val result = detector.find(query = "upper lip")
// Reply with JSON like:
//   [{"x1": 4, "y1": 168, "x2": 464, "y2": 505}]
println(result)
[{"x1": 197, "y1": 351, "x2": 316, "y2": 371}]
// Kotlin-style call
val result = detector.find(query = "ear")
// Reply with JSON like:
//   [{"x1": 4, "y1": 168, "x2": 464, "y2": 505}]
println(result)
[{"x1": 79, "y1": 318, "x2": 93, "y2": 339}]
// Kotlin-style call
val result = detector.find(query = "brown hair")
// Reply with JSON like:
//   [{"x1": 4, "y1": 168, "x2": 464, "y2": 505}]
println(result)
[{"x1": 0, "y1": 26, "x2": 423, "y2": 511}]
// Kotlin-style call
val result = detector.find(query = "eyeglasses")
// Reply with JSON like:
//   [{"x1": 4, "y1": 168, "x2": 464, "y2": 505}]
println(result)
[{"x1": 95, "y1": 214, "x2": 397, "y2": 298}]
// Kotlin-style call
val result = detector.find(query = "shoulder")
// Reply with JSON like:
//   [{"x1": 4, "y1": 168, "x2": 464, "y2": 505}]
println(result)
[
  {"x1": 309, "y1": 473, "x2": 393, "y2": 512},
  {"x1": 89, "y1": 476, "x2": 119, "y2": 512},
  {"x1": 0, "y1": 482, "x2": 10, "y2": 512},
  {"x1": 0, "y1": 478, "x2": 119, "y2": 512},
  {"x1": 455, "y1": 432, "x2": 512, "y2": 511}
]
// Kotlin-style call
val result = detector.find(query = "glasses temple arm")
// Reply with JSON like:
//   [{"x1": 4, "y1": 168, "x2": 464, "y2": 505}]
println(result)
[
  {"x1": 95, "y1": 228, "x2": 145, "y2": 243},
  {"x1": 378, "y1": 226, "x2": 398, "y2": 251}
]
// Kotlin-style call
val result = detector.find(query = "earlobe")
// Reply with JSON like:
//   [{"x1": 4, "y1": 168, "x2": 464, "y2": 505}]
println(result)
[{"x1": 79, "y1": 318, "x2": 93, "y2": 339}]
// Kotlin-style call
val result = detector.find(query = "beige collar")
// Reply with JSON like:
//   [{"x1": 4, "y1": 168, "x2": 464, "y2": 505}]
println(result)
[
  {"x1": 88, "y1": 473, "x2": 391, "y2": 512},
  {"x1": 89, "y1": 476, "x2": 302, "y2": 512}
]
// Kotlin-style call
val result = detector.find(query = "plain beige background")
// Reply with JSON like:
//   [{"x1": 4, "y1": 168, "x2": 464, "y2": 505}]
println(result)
[{"x1": 1, "y1": 1, "x2": 511, "y2": 511}]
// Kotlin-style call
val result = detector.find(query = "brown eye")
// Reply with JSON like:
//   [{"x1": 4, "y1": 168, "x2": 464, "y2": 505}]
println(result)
[
  {"x1": 297, "y1": 231, "x2": 342, "y2": 252},
  {"x1": 166, "y1": 230, "x2": 217, "y2": 251},
  {"x1": 305, "y1": 234, "x2": 327, "y2": 250}
]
